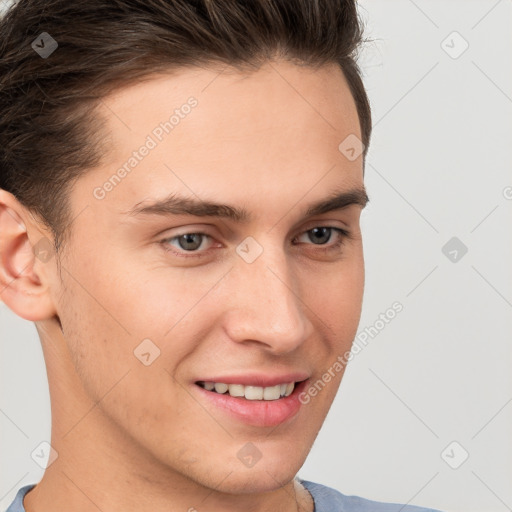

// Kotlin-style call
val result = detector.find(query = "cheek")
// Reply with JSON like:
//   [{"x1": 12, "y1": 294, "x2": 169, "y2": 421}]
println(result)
[
  {"x1": 55, "y1": 254, "x2": 219, "y2": 399},
  {"x1": 55, "y1": 253, "x2": 147, "y2": 403},
  {"x1": 307, "y1": 257, "x2": 364, "y2": 342},
  {"x1": 90, "y1": 252, "x2": 223, "y2": 340},
  {"x1": 57, "y1": 281, "x2": 131, "y2": 400}
]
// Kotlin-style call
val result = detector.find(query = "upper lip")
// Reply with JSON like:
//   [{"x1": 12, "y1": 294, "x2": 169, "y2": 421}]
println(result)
[{"x1": 195, "y1": 372, "x2": 310, "y2": 387}]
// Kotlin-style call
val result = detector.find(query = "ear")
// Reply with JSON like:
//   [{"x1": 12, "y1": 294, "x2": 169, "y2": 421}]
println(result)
[{"x1": 0, "y1": 189, "x2": 58, "y2": 321}]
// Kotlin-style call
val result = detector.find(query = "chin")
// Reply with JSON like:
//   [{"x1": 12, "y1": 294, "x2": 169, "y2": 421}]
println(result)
[
  {"x1": 225, "y1": 444, "x2": 308, "y2": 494},
  {"x1": 214, "y1": 464, "x2": 301, "y2": 495},
  {"x1": 171, "y1": 446, "x2": 306, "y2": 496}
]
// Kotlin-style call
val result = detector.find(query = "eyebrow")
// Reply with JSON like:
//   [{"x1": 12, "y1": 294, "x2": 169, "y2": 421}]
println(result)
[{"x1": 123, "y1": 186, "x2": 369, "y2": 223}]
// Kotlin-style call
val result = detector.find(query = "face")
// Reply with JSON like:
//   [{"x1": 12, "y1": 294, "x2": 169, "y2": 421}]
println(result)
[{"x1": 38, "y1": 60, "x2": 366, "y2": 493}]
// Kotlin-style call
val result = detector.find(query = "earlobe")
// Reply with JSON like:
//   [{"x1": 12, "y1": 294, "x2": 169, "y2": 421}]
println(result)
[{"x1": 0, "y1": 190, "x2": 58, "y2": 321}]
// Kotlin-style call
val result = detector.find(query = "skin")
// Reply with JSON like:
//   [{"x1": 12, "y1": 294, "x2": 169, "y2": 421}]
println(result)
[{"x1": 0, "y1": 59, "x2": 366, "y2": 512}]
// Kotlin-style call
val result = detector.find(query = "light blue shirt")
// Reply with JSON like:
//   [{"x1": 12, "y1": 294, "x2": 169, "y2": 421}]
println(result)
[{"x1": 5, "y1": 479, "x2": 444, "y2": 511}]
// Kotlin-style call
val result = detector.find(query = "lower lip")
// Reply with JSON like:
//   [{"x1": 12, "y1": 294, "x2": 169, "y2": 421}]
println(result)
[{"x1": 194, "y1": 380, "x2": 309, "y2": 427}]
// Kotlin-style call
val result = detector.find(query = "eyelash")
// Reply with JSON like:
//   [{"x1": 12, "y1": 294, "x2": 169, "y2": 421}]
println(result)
[{"x1": 159, "y1": 226, "x2": 350, "y2": 259}]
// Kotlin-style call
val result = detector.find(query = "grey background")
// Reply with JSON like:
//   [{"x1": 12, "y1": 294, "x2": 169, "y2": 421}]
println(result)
[{"x1": 1, "y1": 1, "x2": 511, "y2": 511}]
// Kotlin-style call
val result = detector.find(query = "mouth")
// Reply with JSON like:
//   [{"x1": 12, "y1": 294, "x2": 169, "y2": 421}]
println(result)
[
  {"x1": 193, "y1": 377, "x2": 309, "y2": 427},
  {"x1": 196, "y1": 380, "x2": 296, "y2": 400}
]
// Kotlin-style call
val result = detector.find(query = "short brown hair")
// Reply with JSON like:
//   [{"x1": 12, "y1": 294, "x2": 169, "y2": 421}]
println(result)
[{"x1": 0, "y1": 0, "x2": 372, "y2": 252}]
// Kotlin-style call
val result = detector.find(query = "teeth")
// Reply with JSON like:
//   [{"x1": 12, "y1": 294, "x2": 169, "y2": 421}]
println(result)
[
  {"x1": 245, "y1": 385, "x2": 263, "y2": 400},
  {"x1": 228, "y1": 384, "x2": 245, "y2": 397},
  {"x1": 284, "y1": 382, "x2": 294, "y2": 397},
  {"x1": 200, "y1": 381, "x2": 296, "y2": 400},
  {"x1": 263, "y1": 385, "x2": 281, "y2": 400},
  {"x1": 214, "y1": 382, "x2": 228, "y2": 394}
]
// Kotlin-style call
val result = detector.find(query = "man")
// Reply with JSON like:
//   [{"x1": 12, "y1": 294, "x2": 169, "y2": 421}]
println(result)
[{"x1": 0, "y1": 1, "x2": 444, "y2": 511}]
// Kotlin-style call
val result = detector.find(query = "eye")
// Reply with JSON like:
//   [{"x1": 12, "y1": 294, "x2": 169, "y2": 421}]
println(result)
[
  {"x1": 159, "y1": 226, "x2": 350, "y2": 258},
  {"x1": 160, "y1": 232, "x2": 216, "y2": 258},
  {"x1": 293, "y1": 227, "x2": 349, "y2": 250}
]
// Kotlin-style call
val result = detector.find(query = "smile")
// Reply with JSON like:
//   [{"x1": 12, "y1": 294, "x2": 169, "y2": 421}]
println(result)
[
  {"x1": 194, "y1": 377, "x2": 309, "y2": 427},
  {"x1": 197, "y1": 381, "x2": 295, "y2": 400}
]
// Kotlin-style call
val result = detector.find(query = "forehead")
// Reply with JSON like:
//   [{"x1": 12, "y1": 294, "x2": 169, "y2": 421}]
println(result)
[
  {"x1": 100, "y1": 60, "x2": 359, "y2": 134},
  {"x1": 74, "y1": 61, "x2": 363, "y2": 227}
]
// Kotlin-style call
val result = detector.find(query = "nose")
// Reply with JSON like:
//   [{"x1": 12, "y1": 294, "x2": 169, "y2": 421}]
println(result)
[{"x1": 221, "y1": 243, "x2": 315, "y2": 354}]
